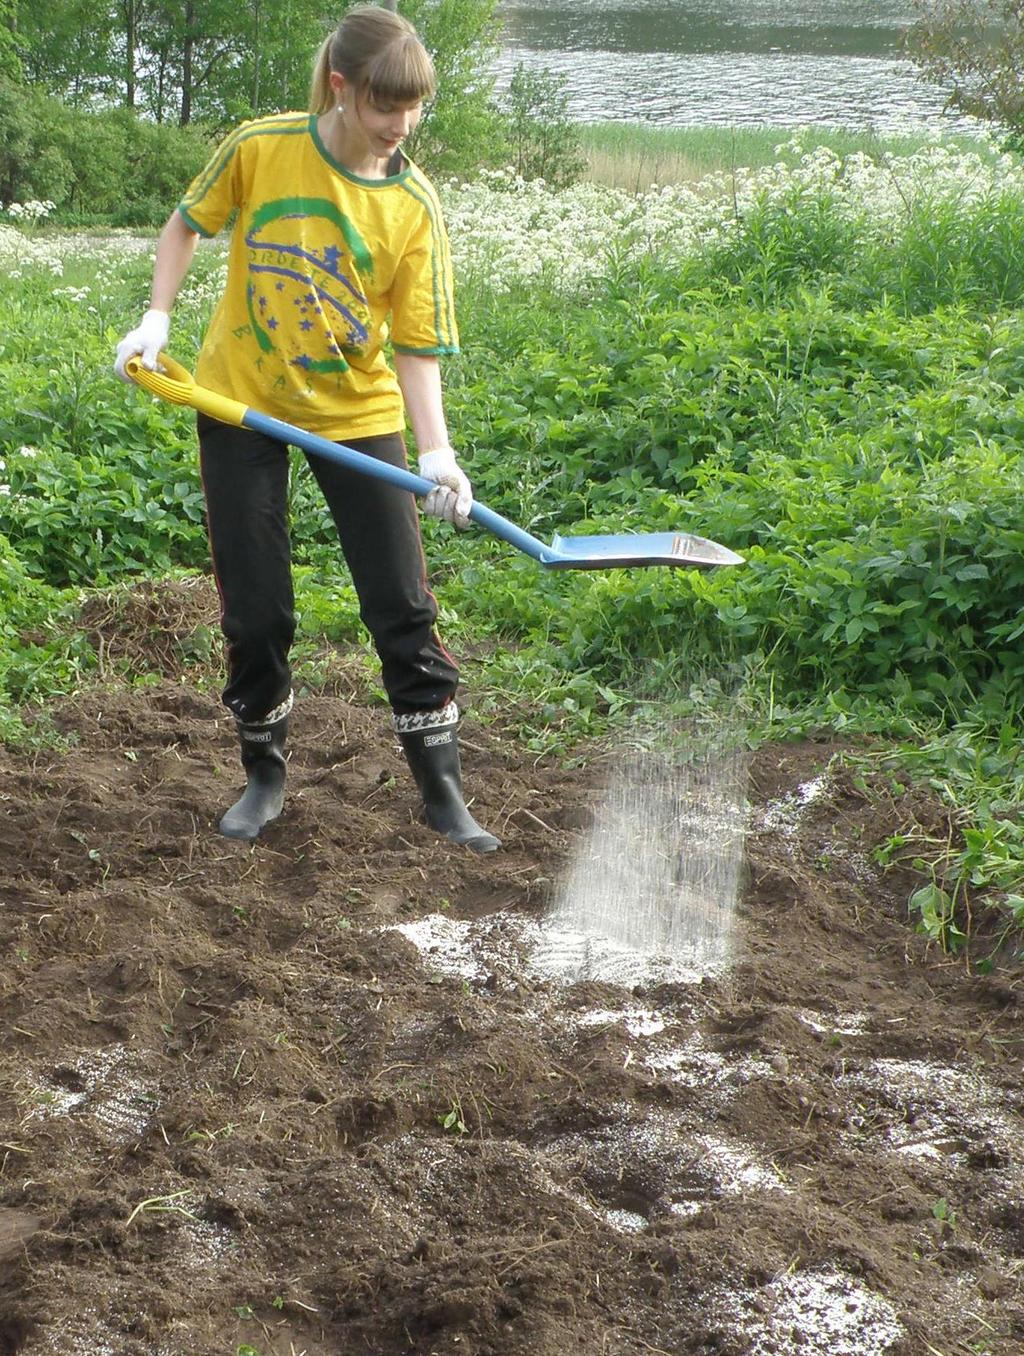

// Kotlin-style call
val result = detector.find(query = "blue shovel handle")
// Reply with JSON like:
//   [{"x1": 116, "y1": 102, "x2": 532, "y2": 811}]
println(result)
[{"x1": 243, "y1": 408, "x2": 556, "y2": 565}]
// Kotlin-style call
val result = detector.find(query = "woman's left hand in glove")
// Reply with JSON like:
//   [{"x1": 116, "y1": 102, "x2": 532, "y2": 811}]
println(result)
[{"x1": 418, "y1": 448, "x2": 473, "y2": 529}]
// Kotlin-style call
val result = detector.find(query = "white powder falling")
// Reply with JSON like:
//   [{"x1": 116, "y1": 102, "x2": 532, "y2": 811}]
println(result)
[
  {"x1": 526, "y1": 922, "x2": 712, "y2": 987},
  {"x1": 549, "y1": 740, "x2": 748, "y2": 975}
]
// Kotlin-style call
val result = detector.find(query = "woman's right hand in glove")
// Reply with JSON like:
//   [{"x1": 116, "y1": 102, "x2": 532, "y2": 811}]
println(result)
[{"x1": 114, "y1": 308, "x2": 170, "y2": 383}]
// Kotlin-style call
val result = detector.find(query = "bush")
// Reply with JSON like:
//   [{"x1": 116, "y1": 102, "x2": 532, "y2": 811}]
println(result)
[
  {"x1": 496, "y1": 64, "x2": 586, "y2": 188},
  {"x1": 443, "y1": 233, "x2": 1024, "y2": 716},
  {"x1": 0, "y1": 528, "x2": 90, "y2": 715},
  {"x1": 0, "y1": 78, "x2": 212, "y2": 225}
]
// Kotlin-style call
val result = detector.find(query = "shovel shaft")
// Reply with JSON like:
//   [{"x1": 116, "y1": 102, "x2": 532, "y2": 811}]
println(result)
[
  {"x1": 243, "y1": 409, "x2": 554, "y2": 564},
  {"x1": 124, "y1": 355, "x2": 742, "y2": 572}
]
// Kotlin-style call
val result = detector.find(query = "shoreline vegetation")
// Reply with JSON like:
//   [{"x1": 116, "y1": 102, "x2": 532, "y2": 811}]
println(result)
[
  {"x1": 576, "y1": 120, "x2": 992, "y2": 188},
  {"x1": 1, "y1": 122, "x2": 1022, "y2": 959}
]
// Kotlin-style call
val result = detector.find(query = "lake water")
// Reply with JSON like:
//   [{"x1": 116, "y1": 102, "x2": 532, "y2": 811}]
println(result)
[{"x1": 493, "y1": 0, "x2": 979, "y2": 133}]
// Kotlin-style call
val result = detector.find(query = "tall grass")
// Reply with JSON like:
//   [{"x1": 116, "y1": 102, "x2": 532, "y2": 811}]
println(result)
[{"x1": 578, "y1": 121, "x2": 993, "y2": 189}]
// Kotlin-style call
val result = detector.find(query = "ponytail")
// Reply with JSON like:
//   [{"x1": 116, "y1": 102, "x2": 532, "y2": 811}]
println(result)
[{"x1": 309, "y1": 34, "x2": 335, "y2": 115}]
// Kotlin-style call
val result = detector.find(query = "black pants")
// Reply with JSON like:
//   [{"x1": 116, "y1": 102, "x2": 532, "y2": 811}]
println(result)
[{"x1": 198, "y1": 414, "x2": 459, "y2": 722}]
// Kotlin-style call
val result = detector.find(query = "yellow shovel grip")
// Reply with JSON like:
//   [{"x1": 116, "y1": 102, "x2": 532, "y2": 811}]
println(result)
[{"x1": 125, "y1": 352, "x2": 248, "y2": 428}]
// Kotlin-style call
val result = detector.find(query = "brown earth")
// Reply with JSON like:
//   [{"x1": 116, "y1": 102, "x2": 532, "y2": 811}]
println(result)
[{"x1": 1, "y1": 581, "x2": 1023, "y2": 1356}]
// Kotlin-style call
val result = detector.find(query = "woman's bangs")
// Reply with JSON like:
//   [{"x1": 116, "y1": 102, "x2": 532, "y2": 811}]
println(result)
[{"x1": 366, "y1": 40, "x2": 435, "y2": 105}]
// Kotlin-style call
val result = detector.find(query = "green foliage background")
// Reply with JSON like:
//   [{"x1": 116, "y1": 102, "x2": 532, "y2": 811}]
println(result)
[
  {"x1": 0, "y1": 81, "x2": 214, "y2": 224},
  {"x1": 0, "y1": 0, "x2": 516, "y2": 216}
]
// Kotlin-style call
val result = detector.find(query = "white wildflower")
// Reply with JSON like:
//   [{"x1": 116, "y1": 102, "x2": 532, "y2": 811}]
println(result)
[
  {"x1": 438, "y1": 141, "x2": 1024, "y2": 294},
  {"x1": 52, "y1": 285, "x2": 91, "y2": 303}
]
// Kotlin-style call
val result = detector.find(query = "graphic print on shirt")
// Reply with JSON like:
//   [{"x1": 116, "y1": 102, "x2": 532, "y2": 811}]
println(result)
[{"x1": 245, "y1": 196, "x2": 374, "y2": 374}]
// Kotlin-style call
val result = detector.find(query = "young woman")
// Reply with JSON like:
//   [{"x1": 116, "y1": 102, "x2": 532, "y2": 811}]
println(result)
[{"x1": 115, "y1": 4, "x2": 499, "y2": 852}]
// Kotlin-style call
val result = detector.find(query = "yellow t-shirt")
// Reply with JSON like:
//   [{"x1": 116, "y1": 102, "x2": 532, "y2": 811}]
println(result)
[{"x1": 178, "y1": 111, "x2": 459, "y2": 440}]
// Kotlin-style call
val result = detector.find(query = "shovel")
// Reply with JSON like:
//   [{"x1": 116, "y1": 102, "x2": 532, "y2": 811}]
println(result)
[{"x1": 126, "y1": 354, "x2": 743, "y2": 571}]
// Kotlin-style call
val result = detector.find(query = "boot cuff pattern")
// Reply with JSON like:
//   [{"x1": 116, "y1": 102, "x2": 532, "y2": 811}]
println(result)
[
  {"x1": 392, "y1": 701, "x2": 458, "y2": 734},
  {"x1": 244, "y1": 690, "x2": 294, "y2": 727}
]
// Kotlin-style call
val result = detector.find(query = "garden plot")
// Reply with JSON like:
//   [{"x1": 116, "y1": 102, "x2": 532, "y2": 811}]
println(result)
[{"x1": 1, "y1": 684, "x2": 1023, "y2": 1356}]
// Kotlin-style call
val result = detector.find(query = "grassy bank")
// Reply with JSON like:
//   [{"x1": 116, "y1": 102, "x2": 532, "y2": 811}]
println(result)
[
  {"x1": 1, "y1": 137, "x2": 1022, "y2": 954},
  {"x1": 577, "y1": 120, "x2": 993, "y2": 188}
]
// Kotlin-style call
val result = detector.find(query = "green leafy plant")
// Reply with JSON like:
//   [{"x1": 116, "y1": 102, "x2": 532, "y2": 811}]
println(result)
[
  {"x1": 909, "y1": 881, "x2": 966, "y2": 954},
  {"x1": 932, "y1": 1196, "x2": 958, "y2": 1229},
  {"x1": 439, "y1": 1098, "x2": 468, "y2": 1134}
]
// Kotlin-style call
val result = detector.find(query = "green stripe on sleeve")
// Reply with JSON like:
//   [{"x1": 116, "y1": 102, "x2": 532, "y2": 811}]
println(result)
[
  {"x1": 181, "y1": 114, "x2": 310, "y2": 217},
  {"x1": 393, "y1": 342, "x2": 461, "y2": 355},
  {"x1": 397, "y1": 174, "x2": 458, "y2": 350},
  {"x1": 177, "y1": 204, "x2": 213, "y2": 238}
]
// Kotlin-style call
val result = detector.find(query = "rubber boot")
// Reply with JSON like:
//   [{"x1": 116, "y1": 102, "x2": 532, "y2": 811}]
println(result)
[
  {"x1": 219, "y1": 715, "x2": 288, "y2": 841},
  {"x1": 396, "y1": 707, "x2": 500, "y2": 853}
]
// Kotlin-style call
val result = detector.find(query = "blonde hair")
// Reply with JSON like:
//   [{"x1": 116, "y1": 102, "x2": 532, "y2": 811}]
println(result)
[{"x1": 310, "y1": 5, "x2": 436, "y2": 114}]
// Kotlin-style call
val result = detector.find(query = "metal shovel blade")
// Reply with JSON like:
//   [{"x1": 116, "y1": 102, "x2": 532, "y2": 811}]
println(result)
[{"x1": 544, "y1": 531, "x2": 744, "y2": 570}]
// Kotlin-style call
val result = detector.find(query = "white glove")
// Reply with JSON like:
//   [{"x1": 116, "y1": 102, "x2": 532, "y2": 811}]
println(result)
[
  {"x1": 114, "y1": 308, "x2": 170, "y2": 383},
  {"x1": 418, "y1": 447, "x2": 473, "y2": 529}
]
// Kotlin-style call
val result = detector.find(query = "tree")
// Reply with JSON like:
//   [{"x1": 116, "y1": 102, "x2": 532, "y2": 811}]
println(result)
[
  {"x1": 8, "y1": 0, "x2": 505, "y2": 173},
  {"x1": 908, "y1": 1, "x2": 1024, "y2": 135},
  {"x1": 12, "y1": 0, "x2": 326, "y2": 125},
  {"x1": 15, "y1": 0, "x2": 114, "y2": 104},
  {"x1": 219, "y1": 0, "x2": 329, "y2": 122},
  {"x1": 0, "y1": 0, "x2": 20, "y2": 80},
  {"x1": 498, "y1": 64, "x2": 585, "y2": 188}
]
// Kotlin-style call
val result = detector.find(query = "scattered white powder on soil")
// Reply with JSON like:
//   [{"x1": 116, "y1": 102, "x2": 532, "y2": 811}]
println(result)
[
  {"x1": 756, "y1": 777, "x2": 881, "y2": 884},
  {"x1": 389, "y1": 914, "x2": 483, "y2": 981},
  {"x1": 669, "y1": 1200, "x2": 703, "y2": 1219},
  {"x1": 693, "y1": 1135, "x2": 790, "y2": 1195},
  {"x1": 644, "y1": 1029, "x2": 776, "y2": 1098},
  {"x1": 386, "y1": 910, "x2": 723, "y2": 990},
  {"x1": 539, "y1": 1114, "x2": 787, "y2": 1231},
  {"x1": 603, "y1": 1207, "x2": 648, "y2": 1233},
  {"x1": 727, "y1": 1266, "x2": 903, "y2": 1356},
  {"x1": 182, "y1": 1213, "x2": 236, "y2": 1264},
  {"x1": 25, "y1": 1082, "x2": 87, "y2": 1119},
  {"x1": 35, "y1": 1314, "x2": 125, "y2": 1356},
  {"x1": 24, "y1": 1045, "x2": 156, "y2": 1142},
  {"x1": 36, "y1": 1305, "x2": 182, "y2": 1356},
  {"x1": 840, "y1": 1057, "x2": 1018, "y2": 1157},
  {"x1": 576, "y1": 1006, "x2": 667, "y2": 1038},
  {"x1": 794, "y1": 1007, "x2": 871, "y2": 1036},
  {"x1": 759, "y1": 774, "x2": 832, "y2": 835}
]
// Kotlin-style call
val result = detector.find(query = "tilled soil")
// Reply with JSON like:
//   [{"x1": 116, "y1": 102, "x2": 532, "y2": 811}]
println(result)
[{"x1": 1, "y1": 637, "x2": 1023, "y2": 1355}]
